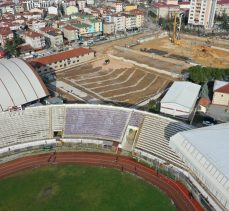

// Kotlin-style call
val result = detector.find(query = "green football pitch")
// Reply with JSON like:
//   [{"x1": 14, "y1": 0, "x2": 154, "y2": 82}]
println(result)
[{"x1": 0, "y1": 165, "x2": 176, "y2": 211}]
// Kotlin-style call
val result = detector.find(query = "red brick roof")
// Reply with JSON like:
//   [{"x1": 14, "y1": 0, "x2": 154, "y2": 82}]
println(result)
[
  {"x1": 217, "y1": 0, "x2": 229, "y2": 4},
  {"x1": 25, "y1": 31, "x2": 43, "y2": 38},
  {"x1": 215, "y1": 83, "x2": 229, "y2": 94},
  {"x1": 64, "y1": 25, "x2": 77, "y2": 30},
  {"x1": 0, "y1": 27, "x2": 12, "y2": 36},
  {"x1": 40, "y1": 26, "x2": 61, "y2": 33},
  {"x1": 30, "y1": 47, "x2": 93, "y2": 65}
]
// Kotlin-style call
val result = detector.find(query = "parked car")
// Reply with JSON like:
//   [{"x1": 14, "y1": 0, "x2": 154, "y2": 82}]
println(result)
[{"x1": 202, "y1": 117, "x2": 217, "y2": 126}]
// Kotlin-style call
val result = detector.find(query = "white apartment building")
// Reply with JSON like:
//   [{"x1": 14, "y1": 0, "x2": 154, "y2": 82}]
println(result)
[
  {"x1": 24, "y1": 31, "x2": 46, "y2": 50},
  {"x1": 124, "y1": 14, "x2": 137, "y2": 30},
  {"x1": 25, "y1": 0, "x2": 55, "y2": 10},
  {"x1": 216, "y1": 0, "x2": 229, "y2": 16},
  {"x1": 113, "y1": 2, "x2": 123, "y2": 12},
  {"x1": 30, "y1": 20, "x2": 46, "y2": 31},
  {"x1": 113, "y1": 14, "x2": 126, "y2": 32},
  {"x1": 188, "y1": 0, "x2": 218, "y2": 29},
  {"x1": 77, "y1": 0, "x2": 86, "y2": 11},
  {"x1": 86, "y1": 0, "x2": 94, "y2": 5}
]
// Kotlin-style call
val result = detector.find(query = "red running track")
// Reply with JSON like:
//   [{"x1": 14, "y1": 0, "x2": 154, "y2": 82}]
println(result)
[{"x1": 0, "y1": 152, "x2": 204, "y2": 211}]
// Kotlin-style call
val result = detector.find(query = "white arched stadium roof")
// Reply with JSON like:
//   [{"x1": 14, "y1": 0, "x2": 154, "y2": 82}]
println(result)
[
  {"x1": 0, "y1": 58, "x2": 48, "y2": 111},
  {"x1": 170, "y1": 123, "x2": 229, "y2": 210}
]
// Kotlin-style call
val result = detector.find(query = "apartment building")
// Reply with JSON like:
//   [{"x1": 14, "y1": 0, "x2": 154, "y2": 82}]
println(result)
[
  {"x1": 24, "y1": 0, "x2": 55, "y2": 10},
  {"x1": 77, "y1": 0, "x2": 86, "y2": 11},
  {"x1": 63, "y1": 25, "x2": 79, "y2": 42},
  {"x1": 113, "y1": 14, "x2": 126, "y2": 32},
  {"x1": 113, "y1": 2, "x2": 123, "y2": 12},
  {"x1": 131, "y1": 9, "x2": 144, "y2": 28},
  {"x1": 216, "y1": 0, "x2": 229, "y2": 16},
  {"x1": 103, "y1": 22, "x2": 115, "y2": 34},
  {"x1": 24, "y1": 31, "x2": 45, "y2": 50},
  {"x1": 124, "y1": 14, "x2": 137, "y2": 30},
  {"x1": 65, "y1": 5, "x2": 79, "y2": 16},
  {"x1": 40, "y1": 27, "x2": 63, "y2": 48},
  {"x1": 188, "y1": 0, "x2": 218, "y2": 29}
]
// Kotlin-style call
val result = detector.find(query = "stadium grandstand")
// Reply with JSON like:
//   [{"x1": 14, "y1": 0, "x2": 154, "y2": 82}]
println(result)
[
  {"x1": 170, "y1": 124, "x2": 229, "y2": 211},
  {"x1": 0, "y1": 103, "x2": 226, "y2": 210},
  {"x1": 0, "y1": 104, "x2": 192, "y2": 169},
  {"x1": 0, "y1": 58, "x2": 49, "y2": 112}
]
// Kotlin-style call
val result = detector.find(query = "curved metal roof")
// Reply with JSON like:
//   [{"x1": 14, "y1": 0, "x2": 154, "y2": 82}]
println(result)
[{"x1": 0, "y1": 58, "x2": 48, "y2": 111}]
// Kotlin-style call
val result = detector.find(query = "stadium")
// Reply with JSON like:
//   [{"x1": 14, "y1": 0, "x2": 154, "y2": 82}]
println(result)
[
  {"x1": 0, "y1": 59, "x2": 228, "y2": 211},
  {"x1": 0, "y1": 104, "x2": 228, "y2": 210}
]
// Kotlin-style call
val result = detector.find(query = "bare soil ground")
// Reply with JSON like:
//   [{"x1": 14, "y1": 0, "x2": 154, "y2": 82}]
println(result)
[
  {"x1": 56, "y1": 57, "x2": 171, "y2": 106},
  {"x1": 132, "y1": 37, "x2": 229, "y2": 68},
  {"x1": 111, "y1": 47, "x2": 187, "y2": 73}
]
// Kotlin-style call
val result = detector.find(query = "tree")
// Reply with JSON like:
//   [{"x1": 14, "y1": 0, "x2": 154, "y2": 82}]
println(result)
[
  {"x1": 221, "y1": 14, "x2": 229, "y2": 31},
  {"x1": 4, "y1": 39, "x2": 16, "y2": 57},
  {"x1": 189, "y1": 66, "x2": 229, "y2": 84},
  {"x1": 4, "y1": 32, "x2": 22, "y2": 57},
  {"x1": 148, "y1": 100, "x2": 160, "y2": 113}
]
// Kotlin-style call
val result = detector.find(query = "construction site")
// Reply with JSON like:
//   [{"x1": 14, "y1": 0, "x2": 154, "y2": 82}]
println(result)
[
  {"x1": 132, "y1": 35, "x2": 229, "y2": 69},
  {"x1": 52, "y1": 13, "x2": 229, "y2": 107}
]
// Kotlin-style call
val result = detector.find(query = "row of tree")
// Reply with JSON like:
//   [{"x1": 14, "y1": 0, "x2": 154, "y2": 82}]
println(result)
[{"x1": 188, "y1": 66, "x2": 229, "y2": 84}]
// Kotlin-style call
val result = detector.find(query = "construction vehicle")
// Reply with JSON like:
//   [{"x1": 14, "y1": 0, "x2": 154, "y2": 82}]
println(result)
[{"x1": 170, "y1": 12, "x2": 183, "y2": 45}]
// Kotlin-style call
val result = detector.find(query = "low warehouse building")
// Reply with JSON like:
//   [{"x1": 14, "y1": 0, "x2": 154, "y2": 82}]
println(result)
[
  {"x1": 30, "y1": 47, "x2": 95, "y2": 75},
  {"x1": 160, "y1": 81, "x2": 201, "y2": 119}
]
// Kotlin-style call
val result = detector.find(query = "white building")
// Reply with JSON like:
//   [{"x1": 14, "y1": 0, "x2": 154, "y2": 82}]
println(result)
[
  {"x1": 77, "y1": 0, "x2": 86, "y2": 11},
  {"x1": 86, "y1": 0, "x2": 94, "y2": 5},
  {"x1": 30, "y1": 20, "x2": 46, "y2": 32},
  {"x1": 212, "y1": 80, "x2": 229, "y2": 106},
  {"x1": 25, "y1": 0, "x2": 55, "y2": 10},
  {"x1": 24, "y1": 31, "x2": 46, "y2": 50},
  {"x1": 216, "y1": 0, "x2": 229, "y2": 16},
  {"x1": 112, "y1": 14, "x2": 126, "y2": 32},
  {"x1": 160, "y1": 81, "x2": 201, "y2": 119},
  {"x1": 124, "y1": 14, "x2": 136, "y2": 30},
  {"x1": 48, "y1": 6, "x2": 58, "y2": 15},
  {"x1": 188, "y1": 0, "x2": 218, "y2": 29},
  {"x1": 113, "y1": 2, "x2": 123, "y2": 12},
  {"x1": 170, "y1": 123, "x2": 229, "y2": 211}
]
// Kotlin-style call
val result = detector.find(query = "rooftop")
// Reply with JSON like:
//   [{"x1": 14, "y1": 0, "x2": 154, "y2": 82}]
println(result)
[
  {"x1": 24, "y1": 31, "x2": 43, "y2": 38},
  {"x1": 213, "y1": 80, "x2": 229, "y2": 93},
  {"x1": 30, "y1": 47, "x2": 93, "y2": 65},
  {"x1": 161, "y1": 81, "x2": 201, "y2": 109}
]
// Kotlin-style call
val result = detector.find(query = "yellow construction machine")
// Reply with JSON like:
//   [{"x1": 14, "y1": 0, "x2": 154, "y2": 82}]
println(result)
[{"x1": 170, "y1": 12, "x2": 183, "y2": 45}]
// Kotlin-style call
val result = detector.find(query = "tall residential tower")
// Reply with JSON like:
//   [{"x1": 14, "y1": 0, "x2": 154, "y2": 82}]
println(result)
[{"x1": 188, "y1": 0, "x2": 217, "y2": 29}]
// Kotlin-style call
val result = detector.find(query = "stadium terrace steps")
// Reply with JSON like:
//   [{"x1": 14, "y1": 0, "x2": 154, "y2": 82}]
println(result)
[
  {"x1": 136, "y1": 115, "x2": 192, "y2": 168},
  {"x1": 0, "y1": 104, "x2": 192, "y2": 168},
  {"x1": 0, "y1": 107, "x2": 49, "y2": 148},
  {"x1": 64, "y1": 107, "x2": 129, "y2": 141}
]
